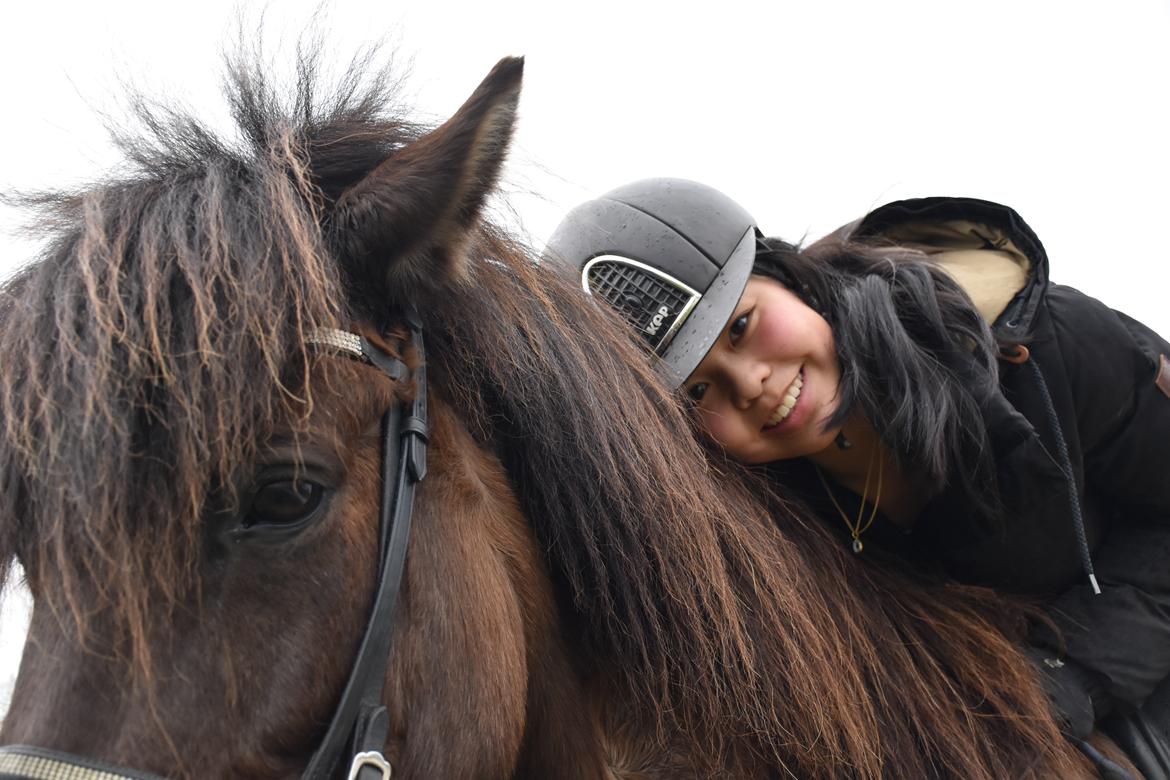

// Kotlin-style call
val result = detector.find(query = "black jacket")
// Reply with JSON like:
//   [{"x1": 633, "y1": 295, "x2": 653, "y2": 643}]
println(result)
[{"x1": 812, "y1": 197, "x2": 1170, "y2": 732}]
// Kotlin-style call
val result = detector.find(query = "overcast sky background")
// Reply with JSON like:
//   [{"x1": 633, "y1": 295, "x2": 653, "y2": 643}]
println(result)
[{"x1": 1, "y1": 0, "x2": 1168, "y2": 715}]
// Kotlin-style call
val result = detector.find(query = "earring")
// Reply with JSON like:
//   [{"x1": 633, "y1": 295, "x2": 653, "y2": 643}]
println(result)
[{"x1": 835, "y1": 431, "x2": 852, "y2": 450}]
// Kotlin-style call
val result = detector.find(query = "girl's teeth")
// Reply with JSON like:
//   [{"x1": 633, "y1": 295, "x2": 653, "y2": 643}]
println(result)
[{"x1": 766, "y1": 372, "x2": 803, "y2": 427}]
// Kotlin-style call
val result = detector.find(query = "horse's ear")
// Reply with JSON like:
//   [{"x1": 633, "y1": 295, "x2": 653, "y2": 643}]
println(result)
[{"x1": 331, "y1": 56, "x2": 523, "y2": 305}]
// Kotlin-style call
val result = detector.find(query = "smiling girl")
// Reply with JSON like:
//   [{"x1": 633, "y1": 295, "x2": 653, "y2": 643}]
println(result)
[{"x1": 547, "y1": 179, "x2": 1170, "y2": 777}]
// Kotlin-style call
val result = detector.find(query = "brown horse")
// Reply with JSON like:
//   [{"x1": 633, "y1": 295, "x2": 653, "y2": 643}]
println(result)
[{"x1": 0, "y1": 48, "x2": 1137, "y2": 779}]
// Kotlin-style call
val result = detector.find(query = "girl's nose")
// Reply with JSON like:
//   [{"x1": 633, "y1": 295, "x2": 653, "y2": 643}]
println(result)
[{"x1": 729, "y1": 358, "x2": 769, "y2": 410}]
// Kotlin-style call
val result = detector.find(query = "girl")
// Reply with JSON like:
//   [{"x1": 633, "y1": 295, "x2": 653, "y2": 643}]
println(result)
[{"x1": 546, "y1": 178, "x2": 1170, "y2": 777}]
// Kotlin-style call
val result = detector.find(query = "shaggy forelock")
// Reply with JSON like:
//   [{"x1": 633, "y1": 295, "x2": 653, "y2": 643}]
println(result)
[{"x1": 0, "y1": 45, "x2": 425, "y2": 670}]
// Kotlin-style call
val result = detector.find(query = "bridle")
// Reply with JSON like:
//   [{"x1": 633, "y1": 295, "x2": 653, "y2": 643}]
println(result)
[
  {"x1": 301, "y1": 316, "x2": 428, "y2": 780},
  {"x1": 0, "y1": 316, "x2": 428, "y2": 780}
]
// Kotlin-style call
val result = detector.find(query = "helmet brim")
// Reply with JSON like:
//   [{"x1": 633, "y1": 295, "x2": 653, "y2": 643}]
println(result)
[{"x1": 657, "y1": 226, "x2": 755, "y2": 389}]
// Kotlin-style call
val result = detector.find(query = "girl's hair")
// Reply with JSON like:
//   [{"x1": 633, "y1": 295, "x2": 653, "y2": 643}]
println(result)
[{"x1": 754, "y1": 235, "x2": 1003, "y2": 526}]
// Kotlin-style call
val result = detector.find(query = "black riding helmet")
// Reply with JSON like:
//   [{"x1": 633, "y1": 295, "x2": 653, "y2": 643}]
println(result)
[{"x1": 544, "y1": 178, "x2": 758, "y2": 389}]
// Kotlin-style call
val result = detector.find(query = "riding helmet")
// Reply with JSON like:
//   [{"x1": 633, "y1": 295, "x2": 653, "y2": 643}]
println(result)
[{"x1": 544, "y1": 178, "x2": 758, "y2": 389}]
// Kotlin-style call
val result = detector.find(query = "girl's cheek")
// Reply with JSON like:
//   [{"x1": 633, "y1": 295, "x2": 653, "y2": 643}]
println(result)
[{"x1": 698, "y1": 409, "x2": 734, "y2": 450}]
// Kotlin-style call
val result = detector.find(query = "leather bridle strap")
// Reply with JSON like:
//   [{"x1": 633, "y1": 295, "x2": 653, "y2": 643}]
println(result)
[{"x1": 301, "y1": 318, "x2": 428, "y2": 780}]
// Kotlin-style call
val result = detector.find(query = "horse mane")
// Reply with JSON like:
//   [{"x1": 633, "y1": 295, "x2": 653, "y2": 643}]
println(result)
[
  {"x1": 0, "y1": 43, "x2": 1083, "y2": 778},
  {"x1": 428, "y1": 233, "x2": 1082, "y2": 778}
]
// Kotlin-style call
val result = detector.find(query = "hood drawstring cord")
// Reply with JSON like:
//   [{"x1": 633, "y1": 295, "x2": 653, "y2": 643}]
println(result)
[{"x1": 1025, "y1": 356, "x2": 1102, "y2": 595}]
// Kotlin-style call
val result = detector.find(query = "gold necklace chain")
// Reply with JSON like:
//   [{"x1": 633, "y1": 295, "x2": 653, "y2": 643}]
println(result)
[{"x1": 815, "y1": 446, "x2": 884, "y2": 554}]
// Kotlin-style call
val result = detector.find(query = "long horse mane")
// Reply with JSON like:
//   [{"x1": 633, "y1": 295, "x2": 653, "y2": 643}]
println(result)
[
  {"x1": 429, "y1": 234, "x2": 1081, "y2": 777},
  {"x1": 0, "y1": 44, "x2": 1082, "y2": 778}
]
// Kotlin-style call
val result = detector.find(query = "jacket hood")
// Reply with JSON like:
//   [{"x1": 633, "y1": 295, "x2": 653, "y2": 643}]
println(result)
[{"x1": 821, "y1": 197, "x2": 1051, "y2": 341}]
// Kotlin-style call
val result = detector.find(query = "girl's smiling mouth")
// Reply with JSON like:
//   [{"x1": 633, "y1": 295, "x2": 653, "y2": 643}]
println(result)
[{"x1": 763, "y1": 367, "x2": 804, "y2": 431}]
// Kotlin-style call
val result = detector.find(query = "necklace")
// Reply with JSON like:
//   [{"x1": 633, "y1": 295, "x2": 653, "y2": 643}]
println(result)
[{"x1": 815, "y1": 446, "x2": 884, "y2": 554}]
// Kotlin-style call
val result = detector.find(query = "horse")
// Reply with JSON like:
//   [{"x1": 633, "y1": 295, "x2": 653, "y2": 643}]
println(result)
[{"x1": 0, "y1": 46, "x2": 1139, "y2": 779}]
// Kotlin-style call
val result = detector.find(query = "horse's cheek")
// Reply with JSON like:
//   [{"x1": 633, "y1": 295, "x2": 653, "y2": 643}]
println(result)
[{"x1": 385, "y1": 417, "x2": 530, "y2": 778}]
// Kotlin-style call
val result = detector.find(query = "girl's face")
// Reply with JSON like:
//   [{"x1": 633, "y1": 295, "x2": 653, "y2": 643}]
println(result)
[{"x1": 684, "y1": 274, "x2": 842, "y2": 464}]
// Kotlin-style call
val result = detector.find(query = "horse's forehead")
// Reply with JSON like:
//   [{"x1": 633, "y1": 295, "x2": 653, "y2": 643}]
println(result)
[{"x1": 295, "y1": 338, "x2": 410, "y2": 432}]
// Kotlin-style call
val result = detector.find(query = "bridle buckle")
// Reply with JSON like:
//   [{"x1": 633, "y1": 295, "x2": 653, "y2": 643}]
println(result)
[{"x1": 346, "y1": 750, "x2": 392, "y2": 780}]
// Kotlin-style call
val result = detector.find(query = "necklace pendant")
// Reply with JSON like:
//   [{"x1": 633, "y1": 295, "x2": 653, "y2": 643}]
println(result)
[{"x1": 851, "y1": 538, "x2": 864, "y2": 554}]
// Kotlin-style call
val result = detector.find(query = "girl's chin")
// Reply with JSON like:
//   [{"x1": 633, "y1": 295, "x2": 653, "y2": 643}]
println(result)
[{"x1": 759, "y1": 424, "x2": 840, "y2": 464}]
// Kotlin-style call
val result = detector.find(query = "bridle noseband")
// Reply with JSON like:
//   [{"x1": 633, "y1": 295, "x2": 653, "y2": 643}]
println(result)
[{"x1": 0, "y1": 318, "x2": 428, "y2": 780}]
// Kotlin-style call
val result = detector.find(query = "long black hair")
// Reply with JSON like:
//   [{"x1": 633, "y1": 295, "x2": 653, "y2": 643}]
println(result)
[{"x1": 753, "y1": 235, "x2": 1003, "y2": 527}]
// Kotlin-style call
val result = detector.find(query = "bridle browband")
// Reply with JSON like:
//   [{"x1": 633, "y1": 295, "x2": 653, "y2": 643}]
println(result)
[{"x1": 0, "y1": 316, "x2": 428, "y2": 780}]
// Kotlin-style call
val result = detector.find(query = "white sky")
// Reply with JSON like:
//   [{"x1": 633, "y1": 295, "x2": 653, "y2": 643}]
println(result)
[{"x1": 1, "y1": 0, "x2": 1168, "y2": 715}]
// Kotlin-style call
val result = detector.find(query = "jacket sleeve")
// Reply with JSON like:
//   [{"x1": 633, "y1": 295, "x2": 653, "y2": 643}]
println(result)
[{"x1": 1039, "y1": 285, "x2": 1170, "y2": 717}]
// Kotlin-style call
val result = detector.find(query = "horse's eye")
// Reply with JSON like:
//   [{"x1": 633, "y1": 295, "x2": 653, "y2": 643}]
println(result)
[{"x1": 245, "y1": 480, "x2": 325, "y2": 528}]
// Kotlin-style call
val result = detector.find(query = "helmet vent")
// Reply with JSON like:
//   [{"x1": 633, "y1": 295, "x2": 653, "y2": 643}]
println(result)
[{"x1": 582, "y1": 255, "x2": 700, "y2": 355}]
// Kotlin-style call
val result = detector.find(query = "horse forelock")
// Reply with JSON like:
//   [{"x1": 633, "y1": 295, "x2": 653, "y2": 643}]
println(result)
[{"x1": 0, "y1": 45, "x2": 425, "y2": 672}]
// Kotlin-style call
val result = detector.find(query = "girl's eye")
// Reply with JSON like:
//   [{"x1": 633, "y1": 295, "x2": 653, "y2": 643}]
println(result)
[
  {"x1": 729, "y1": 311, "x2": 751, "y2": 342},
  {"x1": 245, "y1": 479, "x2": 325, "y2": 528},
  {"x1": 687, "y1": 382, "x2": 708, "y2": 403}
]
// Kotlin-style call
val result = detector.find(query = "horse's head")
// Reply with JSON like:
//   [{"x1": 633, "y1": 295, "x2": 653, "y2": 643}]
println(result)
[{"x1": 0, "y1": 53, "x2": 585, "y2": 778}]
